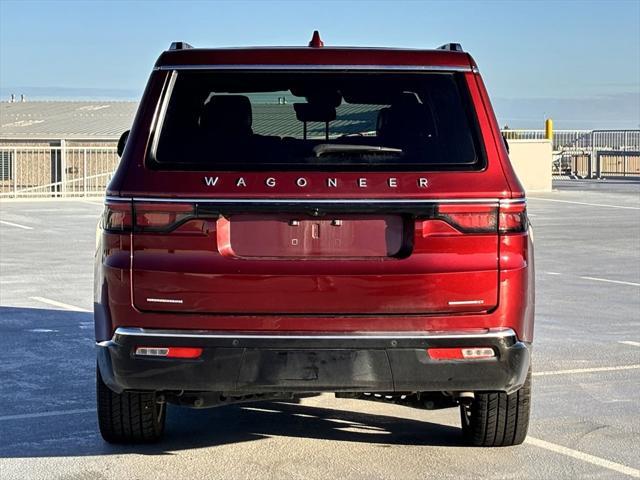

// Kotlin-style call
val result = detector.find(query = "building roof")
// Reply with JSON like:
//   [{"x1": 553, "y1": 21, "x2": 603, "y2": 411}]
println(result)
[
  {"x1": 0, "y1": 100, "x2": 381, "y2": 141},
  {"x1": 0, "y1": 101, "x2": 138, "y2": 140},
  {"x1": 253, "y1": 103, "x2": 379, "y2": 137}
]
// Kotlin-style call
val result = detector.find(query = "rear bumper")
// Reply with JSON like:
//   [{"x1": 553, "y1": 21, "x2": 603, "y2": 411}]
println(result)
[{"x1": 97, "y1": 327, "x2": 530, "y2": 396}]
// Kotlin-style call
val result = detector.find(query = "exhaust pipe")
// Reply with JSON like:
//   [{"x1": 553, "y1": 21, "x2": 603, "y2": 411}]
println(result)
[{"x1": 455, "y1": 391, "x2": 475, "y2": 407}]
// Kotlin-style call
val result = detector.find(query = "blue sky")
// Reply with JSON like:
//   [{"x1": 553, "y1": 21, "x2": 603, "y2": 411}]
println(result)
[{"x1": 1, "y1": 0, "x2": 639, "y2": 128}]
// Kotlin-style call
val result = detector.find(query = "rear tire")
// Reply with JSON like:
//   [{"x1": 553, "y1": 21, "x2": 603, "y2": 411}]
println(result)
[
  {"x1": 460, "y1": 369, "x2": 531, "y2": 446},
  {"x1": 96, "y1": 366, "x2": 166, "y2": 443}
]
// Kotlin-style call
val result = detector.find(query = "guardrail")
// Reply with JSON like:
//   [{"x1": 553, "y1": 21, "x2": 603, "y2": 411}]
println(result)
[
  {"x1": 1, "y1": 129, "x2": 639, "y2": 198},
  {"x1": 0, "y1": 145, "x2": 118, "y2": 198},
  {"x1": 501, "y1": 129, "x2": 640, "y2": 177},
  {"x1": 500, "y1": 130, "x2": 593, "y2": 151}
]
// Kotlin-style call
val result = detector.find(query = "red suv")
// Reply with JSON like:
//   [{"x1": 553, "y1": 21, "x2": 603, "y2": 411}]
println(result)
[{"x1": 95, "y1": 34, "x2": 534, "y2": 446}]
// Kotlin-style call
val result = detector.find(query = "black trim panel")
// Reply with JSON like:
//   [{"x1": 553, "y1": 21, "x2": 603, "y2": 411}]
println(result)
[{"x1": 97, "y1": 328, "x2": 530, "y2": 395}]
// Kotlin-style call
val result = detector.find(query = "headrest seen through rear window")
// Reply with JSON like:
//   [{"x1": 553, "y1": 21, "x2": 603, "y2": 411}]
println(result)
[
  {"x1": 200, "y1": 95, "x2": 253, "y2": 136},
  {"x1": 377, "y1": 92, "x2": 435, "y2": 140},
  {"x1": 293, "y1": 103, "x2": 337, "y2": 123}
]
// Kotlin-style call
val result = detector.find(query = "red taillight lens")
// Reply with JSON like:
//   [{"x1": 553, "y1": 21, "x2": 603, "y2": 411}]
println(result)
[
  {"x1": 499, "y1": 202, "x2": 528, "y2": 233},
  {"x1": 102, "y1": 201, "x2": 197, "y2": 232},
  {"x1": 434, "y1": 202, "x2": 528, "y2": 234},
  {"x1": 135, "y1": 346, "x2": 203, "y2": 359},
  {"x1": 436, "y1": 204, "x2": 497, "y2": 233},
  {"x1": 427, "y1": 347, "x2": 495, "y2": 360},
  {"x1": 103, "y1": 201, "x2": 132, "y2": 231},
  {"x1": 134, "y1": 202, "x2": 195, "y2": 231}
]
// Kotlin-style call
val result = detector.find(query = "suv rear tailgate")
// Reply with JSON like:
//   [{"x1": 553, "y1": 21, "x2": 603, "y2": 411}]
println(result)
[{"x1": 131, "y1": 200, "x2": 499, "y2": 315}]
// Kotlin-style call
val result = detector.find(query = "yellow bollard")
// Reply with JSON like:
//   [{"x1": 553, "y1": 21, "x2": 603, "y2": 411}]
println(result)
[{"x1": 545, "y1": 118, "x2": 553, "y2": 140}]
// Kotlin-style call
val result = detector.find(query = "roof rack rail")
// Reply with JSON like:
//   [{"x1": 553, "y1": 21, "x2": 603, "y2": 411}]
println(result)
[
  {"x1": 437, "y1": 43, "x2": 463, "y2": 52},
  {"x1": 169, "y1": 42, "x2": 194, "y2": 51}
]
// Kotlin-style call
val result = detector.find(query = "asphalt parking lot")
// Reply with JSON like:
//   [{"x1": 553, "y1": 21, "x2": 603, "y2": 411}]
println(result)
[{"x1": 0, "y1": 180, "x2": 638, "y2": 480}]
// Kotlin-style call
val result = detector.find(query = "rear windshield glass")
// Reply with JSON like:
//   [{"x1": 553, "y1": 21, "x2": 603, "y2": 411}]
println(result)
[{"x1": 150, "y1": 71, "x2": 484, "y2": 171}]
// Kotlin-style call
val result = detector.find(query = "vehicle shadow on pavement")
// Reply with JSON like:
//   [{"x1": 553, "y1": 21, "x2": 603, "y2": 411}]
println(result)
[
  {"x1": 0, "y1": 402, "x2": 463, "y2": 458},
  {"x1": 0, "y1": 305, "x2": 463, "y2": 457},
  {"x1": 163, "y1": 401, "x2": 463, "y2": 449}
]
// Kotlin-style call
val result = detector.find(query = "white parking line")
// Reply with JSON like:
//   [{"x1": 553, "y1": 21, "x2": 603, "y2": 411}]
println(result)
[
  {"x1": 526, "y1": 436, "x2": 640, "y2": 478},
  {"x1": 242, "y1": 407, "x2": 283, "y2": 413},
  {"x1": 618, "y1": 341, "x2": 640, "y2": 347},
  {"x1": 534, "y1": 365, "x2": 640, "y2": 376},
  {"x1": 0, "y1": 408, "x2": 94, "y2": 421},
  {"x1": 542, "y1": 271, "x2": 639, "y2": 287},
  {"x1": 30, "y1": 296, "x2": 90, "y2": 312},
  {"x1": 579, "y1": 276, "x2": 640, "y2": 287},
  {"x1": 528, "y1": 197, "x2": 640, "y2": 210},
  {"x1": 0, "y1": 220, "x2": 33, "y2": 230}
]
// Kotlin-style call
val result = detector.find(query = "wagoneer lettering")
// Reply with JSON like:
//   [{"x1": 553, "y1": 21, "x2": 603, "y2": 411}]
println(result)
[
  {"x1": 95, "y1": 34, "x2": 534, "y2": 446},
  {"x1": 204, "y1": 176, "x2": 218, "y2": 186},
  {"x1": 202, "y1": 174, "x2": 430, "y2": 190}
]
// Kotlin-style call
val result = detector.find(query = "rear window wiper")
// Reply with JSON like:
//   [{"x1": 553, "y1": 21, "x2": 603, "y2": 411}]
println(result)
[{"x1": 313, "y1": 144, "x2": 403, "y2": 157}]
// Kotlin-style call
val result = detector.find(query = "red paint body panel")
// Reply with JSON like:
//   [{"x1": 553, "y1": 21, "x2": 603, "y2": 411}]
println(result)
[
  {"x1": 155, "y1": 47, "x2": 474, "y2": 70},
  {"x1": 97, "y1": 255, "x2": 530, "y2": 338},
  {"x1": 130, "y1": 218, "x2": 499, "y2": 314},
  {"x1": 95, "y1": 45, "x2": 535, "y2": 349}
]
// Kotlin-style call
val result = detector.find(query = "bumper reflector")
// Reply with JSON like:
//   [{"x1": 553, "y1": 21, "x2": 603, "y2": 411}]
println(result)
[
  {"x1": 135, "y1": 346, "x2": 203, "y2": 359},
  {"x1": 428, "y1": 347, "x2": 495, "y2": 360}
]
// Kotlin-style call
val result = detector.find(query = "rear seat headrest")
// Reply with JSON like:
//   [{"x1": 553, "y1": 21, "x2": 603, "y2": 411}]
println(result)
[
  {"x1": 376, "y1": 107, "x2": 392, "y2": 137},
  {"x1": 377, "y1": 92, "x2": 434, "y2": 141},
  {"x1": 200, "y1": 95, "x2": 253, "y2": 137}
]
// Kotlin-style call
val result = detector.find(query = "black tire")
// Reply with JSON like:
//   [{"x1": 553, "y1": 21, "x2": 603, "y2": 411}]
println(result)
[
  {"x1": 96, "y1": 366, "x2": 166, "y2": 443},
  {"x1": 460, "y1": 369, "x2": 531, "y2": 447}
]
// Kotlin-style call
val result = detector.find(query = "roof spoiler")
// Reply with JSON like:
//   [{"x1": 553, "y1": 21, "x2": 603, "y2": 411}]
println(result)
[{"x1": 437, "y1": 43, "x2": 463, "y2": 52}]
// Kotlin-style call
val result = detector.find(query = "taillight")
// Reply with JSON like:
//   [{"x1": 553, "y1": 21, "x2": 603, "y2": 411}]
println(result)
[
  {"x1": 434, "y1": 201, "x2": 528, "y2": 234},
  {"x1": 102, "y1": 200, "x2": 133, "y2": 232},
  {"x1": 436, "y1": 204, "x2": 497, "y2": 233},
  {"x1": 102, "y1": 200, "x2": 196, "y2": 232},
  {"x1": 135, "y1": 346, "x2": 203, "y2": 359},
  {"x1": 499, "y1": 201, "x2": 528, "y2": 233},
  {"x1": 428, "y1": 347, "x2": 495, "y2": 360},
  {"x1": 134, "y1": 202, "x2": 195, "y2": 231}
]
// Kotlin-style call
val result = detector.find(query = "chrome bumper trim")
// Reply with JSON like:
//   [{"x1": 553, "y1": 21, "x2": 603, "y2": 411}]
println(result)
[
  {"x1": 109, "y1": 327, "x2": 517, "y2": 342},
  {"x1": 105, "y1": 196, "x2": 505, "y2": 205}
]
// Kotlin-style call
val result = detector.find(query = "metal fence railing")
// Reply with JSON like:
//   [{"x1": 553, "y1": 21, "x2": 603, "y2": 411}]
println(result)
[
  {"x1": 500, "y1": 129, "x2": 546, "y2": 141},
  {"x1": 501, "y1": 129, "x2": 640, "y2": 178},
  {"x1": 592, "y1": 130, "x2": 640, "y2": 150},
  {"x1": 0, "y1": 145, "x2": 118, "y2": 198},
  {"x1": 500, "y1": 129, "x2": 593, "y2": 151},
  {"x1": 1, "y1": 130, "x2": 638, "y2": 198}
]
